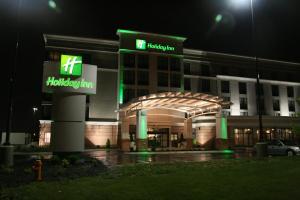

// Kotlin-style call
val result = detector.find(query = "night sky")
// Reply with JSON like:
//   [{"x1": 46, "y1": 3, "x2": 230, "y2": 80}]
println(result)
[{"x1": 1, "y1": 0, "x2": 300, "y2": 132}]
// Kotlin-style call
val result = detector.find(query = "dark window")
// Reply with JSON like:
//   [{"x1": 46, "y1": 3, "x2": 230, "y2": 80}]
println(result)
[
  {"x1": 221, "y1": 67, "x2": 228, "y2": 75},
  {"x1": 222, "y1": 96, "x2": 230, "y2": 109},
  {"x1": 201, "y1": 79, "x2": 210, "y2": 92},
  {"x1": 123, "y1": 53, "x2": 135, "y2": 68},
  {"x1": 137, "y1": 54, "x2": 149, "y2": 69},
  {"x1": 201, "y1": 65, "x2": 210, "y2": 76},
  {"x1": 157, "y1": 72, "x2": 168, "y2": 87},
  {"x1": 170, "y1": 57, "x2": 181, "y2": 71},
  {"x1": 124, "y1": 88, "x2": 135, "y2": 103},
  {"x1": 273, "y1": 99, "x2": 280, "y2": 111},
  {"x1": 239, "y1": 82, "x2": 247, "y2": 94},
  {"x1": 157, "y1": 56, "x2": 168, "y2": 71},
  {"x1": 137, "y1": 71, "x2": 149, "y2": 85},
  {"x1": 41, "y1": 105, "x2": 52, "y2": 120},
  {"x1": 137, "y1": 89, "x2": 149, "y2": 97},
  {"x1": 287, "y1": 86, "x2": 294, "y2": 97},
  {"x1": 221, "y1": 81, "x2": 230, "y2": 93},
  {"x1": 240, "y1": 97, "x2": 248, "y2": 110},
  {"x1": 256, "y1": 84, "x2": 264, "y2": 96},
  {"x1": 124, "y1": 70, "x2": 135, "y2": 85},
  {"x1": 170, "y1": 73, "x2": 181, "y2": 88},
  {"x1": 184, "y1": 63, "x2": 191, "y2": 74},
  {"x1": 289, "y1": 100, "x2": 295, "y2": 112},
  {"x1": 272, "y1": 85, "x2": 279, "y2": 96},
  {"x1": 184, "y1": 78, "x2": 191, "y2": 91}
]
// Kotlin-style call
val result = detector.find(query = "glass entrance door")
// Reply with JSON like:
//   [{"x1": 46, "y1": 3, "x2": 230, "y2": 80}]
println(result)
[{"x1": 148, "y1": 128, "x2": 169, "y2": 149}]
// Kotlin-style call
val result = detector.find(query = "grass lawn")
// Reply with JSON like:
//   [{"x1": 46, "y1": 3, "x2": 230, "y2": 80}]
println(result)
[{"x1": 2, "y1": 157, "x2": 300, "y2": 200}]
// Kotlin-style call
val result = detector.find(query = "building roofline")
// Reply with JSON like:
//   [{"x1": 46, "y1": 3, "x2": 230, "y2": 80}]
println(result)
[
  {"x1": 43, "y1": 33, "x2": 300, "y2": 66},
  {"x1": 43, "y1": 34, "x2": 119, "y2": 47},
  {"x1": 116, "y1": 29, "x2": 187, "y2": 41},
  {"x1": 183, "y1": 48, "x2": 300, "y2": 66}
]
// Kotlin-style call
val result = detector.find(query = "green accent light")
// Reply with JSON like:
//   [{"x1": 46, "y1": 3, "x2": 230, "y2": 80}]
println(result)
[
  {"x1": 222, "y1": 149, "x2": 234, "y2": 154},
  {"x1": 119, "y1": 49, "x2": 183, "y2": 58},
  {"x1": 46, "y1": 77, "x2": 93, "y2": 89},
  {"x1": 117, "y1": 29, "x2": 186, "y2": 41},
  {"x1": 60, "y1": 55, "x2": 82, "y2": 76},
  {"x1": 215, "y1": 14, "x2": 223, "y2": 23},
  {"x1": 220, "y1": 117, "x2": 228, "y2": 139},
  {"x1": 119, "y1": 62, "x2": 124, "y2": 104},
  {"x1": 139, "y1": 113, "x2": 147, "y2": 139}
]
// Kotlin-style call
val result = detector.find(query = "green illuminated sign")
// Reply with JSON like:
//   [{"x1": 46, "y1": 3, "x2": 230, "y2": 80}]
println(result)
[
  {"x1": 136, "y1": 39, "x2": 175, "y2": 52},
  {"x1": 46, "y1": 77, "x2": 93, "y2": 89},
  {"x1": 60, "y1": 55, "x2": 82, "y2": 76},
  {"x1": 136, "y1": 39, "x2": 146, "y2": 50}
]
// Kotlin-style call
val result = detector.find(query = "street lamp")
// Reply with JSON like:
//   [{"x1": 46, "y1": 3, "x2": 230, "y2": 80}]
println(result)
[{"x1": 227, "y1": 0, "x2": 267, "y2": 155}]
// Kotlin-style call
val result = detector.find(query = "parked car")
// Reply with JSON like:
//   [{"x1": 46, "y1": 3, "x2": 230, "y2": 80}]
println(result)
[{"x1": 267, "y1": 140, "x2": 300, "y2": 156}]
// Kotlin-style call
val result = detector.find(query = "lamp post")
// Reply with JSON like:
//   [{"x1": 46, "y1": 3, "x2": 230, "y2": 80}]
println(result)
[{"x1": 228, "y1": 0, "x2": 267, "y2": 155}]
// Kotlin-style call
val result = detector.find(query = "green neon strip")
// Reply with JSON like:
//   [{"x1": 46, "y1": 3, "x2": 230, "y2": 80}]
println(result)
[
  {"x1": 220, "y1": 117, "x2": 228, "y2": 139},
  {"x1": 119, "y1": 49, "x2": 183, "y2": 58},
  {"x1": 139, "y1": 114, "x2": 147, "y2": 139},
  {"x1": 117, "y1": 29, "x2": 186, "y2": 41},
  {"x1": 119, "y1": 64, "x2": 124, "y2": 104}
]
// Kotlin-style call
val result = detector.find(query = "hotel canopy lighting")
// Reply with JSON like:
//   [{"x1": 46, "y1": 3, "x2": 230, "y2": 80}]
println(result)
[{"x1": 120, "y1": 92, "x2": 231, "y2": 118}]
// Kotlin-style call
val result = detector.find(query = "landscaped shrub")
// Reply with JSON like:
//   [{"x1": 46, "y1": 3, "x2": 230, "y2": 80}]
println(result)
[
  {"x1": 61, "y1": 159, "x2": 70, "y2": 168},
  {"x1": 50, "y1": 155, "x2": 61, "y2": 165},
  {"x1": 106, "y1": 139, "x2": 111, "y2": 149}
]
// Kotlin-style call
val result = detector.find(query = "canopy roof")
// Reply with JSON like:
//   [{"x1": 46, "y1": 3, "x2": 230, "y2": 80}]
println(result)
[{"x1": 120, "y1": 92, "x2": 231, "y2": 118}]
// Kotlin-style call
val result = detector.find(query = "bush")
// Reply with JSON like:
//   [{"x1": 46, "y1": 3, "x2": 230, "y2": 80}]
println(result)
[
  {"x1": 50, "y1": 155, "x2": 61, "y2": 165},
  {"x1": 67, "y1": 154, "x2": 81, "y2": 165},
  {"x1": 106, "y1": 139, "x2": 111, "y2": 149},
  {"x1": 61, "y1": 159, "x2": 70, "y2": 168}
]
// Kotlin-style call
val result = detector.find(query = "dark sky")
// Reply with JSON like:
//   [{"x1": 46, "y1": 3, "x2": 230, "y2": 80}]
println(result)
[{"x1": 1, "y1": 0, "x2": 300, "y2": 132}]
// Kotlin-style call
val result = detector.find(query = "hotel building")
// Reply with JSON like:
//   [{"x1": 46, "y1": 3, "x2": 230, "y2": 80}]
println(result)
[{"x1": 39, "y1": 29, "x2": 300, "y2": 151}]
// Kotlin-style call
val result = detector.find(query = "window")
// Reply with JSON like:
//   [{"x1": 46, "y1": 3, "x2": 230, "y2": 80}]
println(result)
[
  {"x1": 184, "y1": 63, "x2": 191, "y2": 74},
  {"x1": 170, "y1": 73, "x2": 181, "y2": 88},
  {"x1": 44, "y1": 132, "x2": 51, "y2": 144},
  {"x1": 123, "y1": 53, "x2": 135, "y2": 68},
  {"x1": 222, "y1": 96, "x2": 230, "y2": 109},
  {"x1": 234, "y1": 128, "x2": 253, "y2": 147},
  {"x1": 201, "y1": 79, "x2": 210, "y2": 92},
  {"x1": 288, "y1": 100, "x2": 295, "y2": 112},
  {"x1": 272, "y1": 85, "x2": 279, "y2": 96},
  {"x1": 273, "y1": 99, "x2": 280, "y2": 111},
  {"x1": 137, "y1": 54, "x2": 149, "y2": 69},
  {"x1": 184, "y1": 78, "x2": 191, "y2": 91},
  {"x1": 201, "y1": 64, "x2": 210, "y2": 76},
  {"x1": 170, "y1": 57, "x2": 181, "y2": 71},
  {"x1": 124, "y1": 70, "x2": 135, "y2": 85},
  {"x1": 137, "y1": 71, "x2": 149, "y2": 85},
  {"x1": 221, "y1": 81, "x2": 230, "y2": 93},
  {"x1": 239, "y1": 82, "x2": 247, "y2": 94},
  {"x1": 137, "y1": 89, "x2": 149, "y2": 97},
  {"x1": 124, "y1": 88, "x2": 135, "y2": 103},
  {"x1": 157, "y1": 72, "x2": 168, "y2": 87},
  {"x1": 240, "y1": 97, "x2": 248, "y2": 110},
  {"x1": 157, "y1": 56, "x2": 168, "y2": 71},
  {"x1": 287, "y1": 86, "x2": 294, "y2": 97}
]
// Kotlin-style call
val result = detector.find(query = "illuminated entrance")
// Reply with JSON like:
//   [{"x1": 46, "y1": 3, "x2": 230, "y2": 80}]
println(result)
[{"x1": 119, "y1": 92, "x2": 230, "y2": 152}]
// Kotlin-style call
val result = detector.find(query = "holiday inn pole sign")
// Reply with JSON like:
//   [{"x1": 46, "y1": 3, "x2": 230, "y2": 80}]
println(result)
[{"x1": 42, "y1": 54, "x2": 97, "y2": 94}]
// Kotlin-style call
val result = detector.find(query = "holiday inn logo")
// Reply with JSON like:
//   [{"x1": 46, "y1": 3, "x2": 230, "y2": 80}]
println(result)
[
  {"x1": 60, "y1": 55, "x2": 82, "y2": 76},
  {"x1": 135, "y1": 39, "x2": 175, "y2": 52},
  {"x1": 136, "y1": 39, "x2": 146, "y2": 50}
]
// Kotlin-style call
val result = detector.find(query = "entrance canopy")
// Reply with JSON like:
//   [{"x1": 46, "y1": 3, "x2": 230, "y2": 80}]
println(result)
[{"x1": 120, "y1": 92, "x2": 231, "y2": 118}]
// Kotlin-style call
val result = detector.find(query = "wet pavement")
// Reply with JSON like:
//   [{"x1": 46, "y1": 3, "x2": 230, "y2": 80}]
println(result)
[{"x1": 85, "y1": 150, "x2": 254, "y2": 166}]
